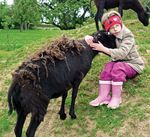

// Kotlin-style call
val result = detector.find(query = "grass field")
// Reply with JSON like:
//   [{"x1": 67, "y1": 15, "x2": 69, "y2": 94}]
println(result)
[{"x1": 0, "y1": 18, "x2": 150, "y2": 137}]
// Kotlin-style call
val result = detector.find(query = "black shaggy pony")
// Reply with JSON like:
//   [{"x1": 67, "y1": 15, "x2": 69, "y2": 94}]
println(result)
[{"x1": 8, "y1": 30, "x2": 116, "y2": 137}]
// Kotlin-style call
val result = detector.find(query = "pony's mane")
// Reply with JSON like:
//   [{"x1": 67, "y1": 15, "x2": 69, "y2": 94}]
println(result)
[
  {"x1": 12, "y1": 36, "x2": 85, "y2": 87},
  {"x1": 32, "y1": 36, "x2": 85, "y2": 61}
]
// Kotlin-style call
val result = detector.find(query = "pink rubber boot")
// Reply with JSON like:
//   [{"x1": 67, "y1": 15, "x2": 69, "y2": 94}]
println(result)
[
  {"x1": 89, "y1": 81, "x2": 111, "y2": 107},
  {"x1": 107, "y1": 82, "x2": 122, "y2": 109}
]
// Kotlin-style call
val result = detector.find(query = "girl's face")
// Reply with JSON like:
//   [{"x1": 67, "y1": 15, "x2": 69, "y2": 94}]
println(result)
[{"x1": 109, "y1": 24, "x2": 122, "y2": 35}]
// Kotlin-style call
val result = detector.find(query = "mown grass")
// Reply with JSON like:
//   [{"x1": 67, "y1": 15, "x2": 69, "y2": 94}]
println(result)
[
  {"x1": 0, "y1": 16, "x2": 150, "y2": 137},
  {"x1": 0, "y1": 29, "x2": 62, "y2": 51}
]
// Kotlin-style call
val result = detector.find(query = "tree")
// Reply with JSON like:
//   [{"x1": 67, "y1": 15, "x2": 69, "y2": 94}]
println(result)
[
  {"x1": 40, "y1": 0, "x2": 90, "y2": 30},
  {"x1": 0, "y1": 0, "x2": 12, "y2": 29},
  {"x1": 13, "y1": 0, "x2": 40, "y2": 31},
  {"x1": 143, "y1": 0, "x2": 150, "y2": 7}
]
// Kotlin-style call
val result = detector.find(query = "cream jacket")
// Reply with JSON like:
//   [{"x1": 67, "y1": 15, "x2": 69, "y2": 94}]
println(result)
[{"x1": 109, "y1": 25, "x2": 144, "y2": 74}]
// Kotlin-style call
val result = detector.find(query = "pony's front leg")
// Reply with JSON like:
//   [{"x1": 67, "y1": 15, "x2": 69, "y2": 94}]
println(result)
[
  {"x1": 58, "y1": 92, "x2": 68, "y2": 120},
  {"x1": 69, "y1": 72, "x2": 84, "y2": 119}
]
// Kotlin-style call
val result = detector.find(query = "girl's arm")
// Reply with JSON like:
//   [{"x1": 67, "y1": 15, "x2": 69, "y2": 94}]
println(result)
[
  {"x1": 109, "y1": 34, "x2": 135, "y2": 61},
  {"x1": 85, "y1": 34, "x2": 135, "y2": 60}
]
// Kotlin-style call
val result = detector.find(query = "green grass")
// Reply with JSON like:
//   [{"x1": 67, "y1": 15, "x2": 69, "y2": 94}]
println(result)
[
  {"x1": 0, "y1": 109, "x2": 16, "y2": 137},
  {"x1": 0, "y1": 29, "x2": 61, "y2": 51},
  {"x1": 0, "y1": 17, "x2": 150, "y2": 137}
]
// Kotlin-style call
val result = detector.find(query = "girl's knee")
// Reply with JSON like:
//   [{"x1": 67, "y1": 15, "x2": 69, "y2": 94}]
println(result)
[
  {"x1": 111, "y1": 62, "x2": 126, "y2": 82},
  {"x1": 100, "y1": 62, "x2": 115, "y2": 80},
  {"x1": 100, "y1": 70, "x2": 112, "y2": 80}
]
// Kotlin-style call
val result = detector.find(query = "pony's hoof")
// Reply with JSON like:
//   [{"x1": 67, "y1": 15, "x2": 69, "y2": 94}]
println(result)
[
  {"x1": 60, "y1": 113, "x2": 67, "y2": 120},
  {"x1": 70, "y1": 114, "x2": 77, "y2": 119}
]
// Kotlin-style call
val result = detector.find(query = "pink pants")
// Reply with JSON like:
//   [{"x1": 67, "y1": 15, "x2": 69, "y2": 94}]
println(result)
[{"x1": 100, "y1": 62, "x2": 138, "y2": 82}]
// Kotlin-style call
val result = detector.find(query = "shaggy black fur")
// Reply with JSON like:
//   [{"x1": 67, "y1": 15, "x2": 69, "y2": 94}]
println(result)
[{"x1": 8, "y1": 30, "x2": 116, "y2": 137}]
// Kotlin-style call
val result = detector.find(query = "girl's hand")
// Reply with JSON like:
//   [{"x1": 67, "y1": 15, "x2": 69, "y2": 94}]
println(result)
[
  {"x1": 84, "y1": 35, "x2": 94, "y2": 45},
  {"x1": 90, "y1": 42, "x2": 111, "y2": 55},
  {"x1": 85, "y1": 35, "x2": 111, "y2": 55},
  {"x1": 90, "y1": 41, "x2": 105, "y2": 52},
  {"x1": 84, "y1": 35, "x2": 104, "y2": 51}
]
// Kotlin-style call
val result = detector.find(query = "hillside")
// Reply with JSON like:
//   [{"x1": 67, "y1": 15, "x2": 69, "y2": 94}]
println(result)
[{"x1": 0, "y1": 18, "x2": 150, "y2": 137}]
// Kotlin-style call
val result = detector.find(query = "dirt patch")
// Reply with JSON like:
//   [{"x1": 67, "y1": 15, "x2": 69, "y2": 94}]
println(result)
[
  {"x1": 96, "y1": 131, "x2": 110, "y2": 137},
  {"x1": 146, "y1": 50, "x2": 150, "y2": 54},
  {"x1": 0, "y1": 81, "x2": 2, "y2": 91},
  {"x1": 114, "y1": 118, "x2": 150, "y2": 137}
]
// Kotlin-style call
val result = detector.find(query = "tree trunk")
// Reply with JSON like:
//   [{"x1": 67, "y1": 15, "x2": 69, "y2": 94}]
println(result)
[
  {"x1": 81, "y1": 7, "x2": 89, "y2": 21},
  {"x1": 24, "y1": 22, "x2": 28, "y2": 30},
  {"x1": 27, "y1": 23, "x2": 30, "y2": 29},
  {"x1": 20, "y1": 23, "x2": 24, "y2": 32}
]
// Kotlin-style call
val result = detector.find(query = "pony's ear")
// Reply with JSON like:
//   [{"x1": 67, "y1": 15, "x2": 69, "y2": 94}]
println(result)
[
  {"x1": 92, "y1": 32, "x2": 99, "y2": 43},
  {"x1": 145, "y1": 5, "x2": 150, "y2": 11},
  {"x1": 92, "y1": 36, "x2": 99, "y2": 43},
  {"x1": 103, "y1": 31, "x2": 111, "y2": 35},
  {"x1": 145, "y1": 5, "x2": 150, "y2": 13}
]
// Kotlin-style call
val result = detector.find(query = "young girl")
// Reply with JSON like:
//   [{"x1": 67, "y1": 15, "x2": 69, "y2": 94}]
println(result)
[{"x1": 85, "y1": 11, "x2": 144, "y2": 109}]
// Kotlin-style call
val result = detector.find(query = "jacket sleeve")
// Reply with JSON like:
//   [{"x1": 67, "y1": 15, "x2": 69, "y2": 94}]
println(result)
[{"x1": 109, "y1": 33, "x2": 135, "y2": 61}]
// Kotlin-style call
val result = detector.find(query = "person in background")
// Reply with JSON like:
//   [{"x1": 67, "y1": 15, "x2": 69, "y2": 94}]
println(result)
[{"x1": 85, "y1": 10, "x2": 144, "y2": 109}]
